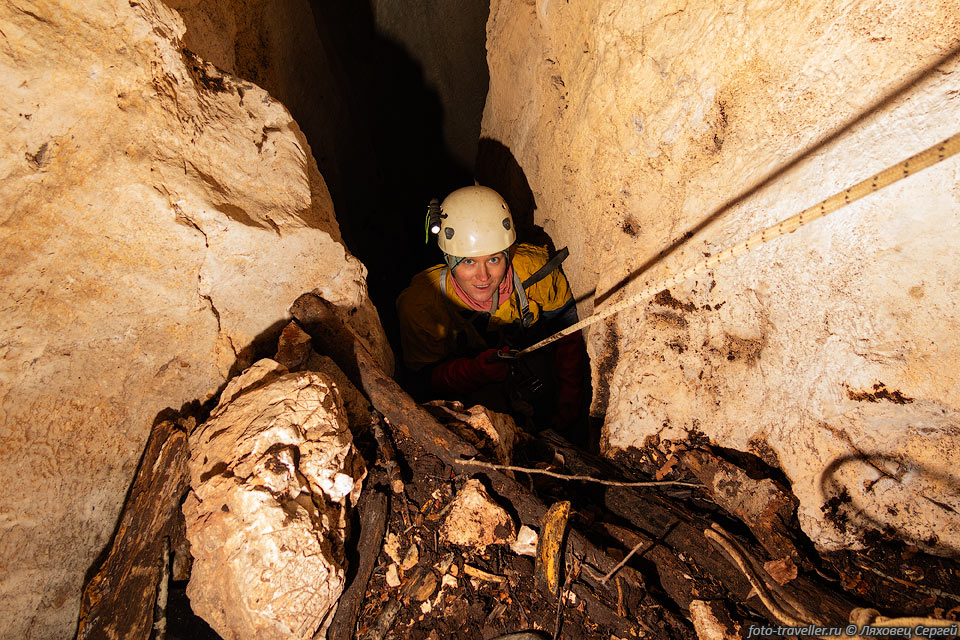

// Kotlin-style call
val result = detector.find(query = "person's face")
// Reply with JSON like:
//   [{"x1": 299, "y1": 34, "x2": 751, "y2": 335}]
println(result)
[{"x1": 452, "y1": 252, "x2": 508, "y2": 304}]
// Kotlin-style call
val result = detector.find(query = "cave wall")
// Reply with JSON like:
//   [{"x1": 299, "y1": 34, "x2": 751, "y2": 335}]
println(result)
[
  {"x1": 0, "y1": 1, "x2": 390, "y2": 637},
  {"x1": 369, "y1": 0, "x2": 490, "y2": 171},
  {"x1": 480, "y1": 0, "x2": 960, "y2": 555}
]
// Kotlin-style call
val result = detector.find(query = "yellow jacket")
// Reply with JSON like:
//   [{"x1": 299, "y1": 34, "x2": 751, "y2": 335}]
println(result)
[{"x1": 397, "y1": 244, "x2": 573, "y2": 370}]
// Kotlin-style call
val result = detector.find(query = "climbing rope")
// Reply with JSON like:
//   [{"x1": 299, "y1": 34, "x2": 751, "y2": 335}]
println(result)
[{"x1": 518, "y1": 131, "x2": 960, "y2": 356}]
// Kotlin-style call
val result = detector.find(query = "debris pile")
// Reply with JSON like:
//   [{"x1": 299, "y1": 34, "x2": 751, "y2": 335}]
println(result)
[{"x1": 79, "y1": 291, "x2": 960, "y2": 640}]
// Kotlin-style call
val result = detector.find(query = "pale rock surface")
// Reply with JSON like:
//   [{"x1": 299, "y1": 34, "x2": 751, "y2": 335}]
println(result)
[
  {"x1": 0, "y1": 1, "x2": 390, "y2": 637},
  {"x1": 440, "y1": 478, "x2": 517, "y2": 549},
  {"x1": 482, "y1": 0, "x2": 960, "y2": 554},
  {"x1": 510, "y1": 525, "x2": 540, "y2": 558},
  {"x1": 184, "y1": 360, "x2": 365, "y2": 639}
]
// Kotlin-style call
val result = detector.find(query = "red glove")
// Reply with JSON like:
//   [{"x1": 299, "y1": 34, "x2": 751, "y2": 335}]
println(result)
[
  {"x1": 550, "y1": 331, "x2": 584, "y2": 431},
  {"x1": 431, "y1": 348, "x2": 510, "y2": 395}
]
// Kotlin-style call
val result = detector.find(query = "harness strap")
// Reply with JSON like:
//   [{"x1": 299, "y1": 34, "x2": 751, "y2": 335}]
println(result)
[
  {"x1": 512, "y1": 268, "x2": 534, "y2": 328},
  {"x1": 521, "y1": 247, "x2": 568, "y2": 289}
]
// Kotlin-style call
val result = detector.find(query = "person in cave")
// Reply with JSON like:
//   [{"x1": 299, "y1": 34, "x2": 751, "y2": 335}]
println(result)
[{"x1": 396, "y1": 185, "x2": 587, "y2": 443}]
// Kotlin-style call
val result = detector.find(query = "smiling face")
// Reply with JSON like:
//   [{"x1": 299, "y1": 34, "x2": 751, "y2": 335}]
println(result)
[{"x1": 451, "y1": 252, "x2": 508, "y2": 304}]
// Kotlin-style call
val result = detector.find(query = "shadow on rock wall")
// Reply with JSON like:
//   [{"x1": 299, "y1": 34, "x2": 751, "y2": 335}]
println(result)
[
  {"x1": 475, "y1": 137, "x2": 556, "y2": 251},
  {"x1": 819, "y1": 452, "x2": 960, "y2": 557},
  {"x1": 306, "y1": 1, "x2": 481, "y2": 346}
]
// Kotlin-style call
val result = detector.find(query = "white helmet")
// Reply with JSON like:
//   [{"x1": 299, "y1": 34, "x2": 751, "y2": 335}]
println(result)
[{"x1": 437, "y1": 186, "x2": 516, "y2": 257}]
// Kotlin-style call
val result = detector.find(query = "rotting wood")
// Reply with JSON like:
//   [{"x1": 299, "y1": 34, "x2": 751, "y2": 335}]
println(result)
[
  {"x1": 538, "y1": 430, "x2": 858, "y2": 625},
  {"x1": 291, "y1": 293, "x2": 477, "y2": 464},
  {"x1": 76, "y1": 419, "x2": 190, "y2": 640},
  {"x1": 680, "y1": 449, "x2": 801, "y2": 565},
  {"x1": 290, "y1": 293, "x2": 691, "y2": 636},
  {"x1": 326, "y1": 487, "x2": 389, "y2": 640},
  {"x1": 370, "y1": 410, "x2": 411, "y2": 527},
  {"x1": 535, "y1": 501, "x2": 571, "y2": 597}
]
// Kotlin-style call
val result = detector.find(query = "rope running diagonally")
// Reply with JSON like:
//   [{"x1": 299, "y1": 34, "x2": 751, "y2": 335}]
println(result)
[{"x1": 518, "y1": 131, "x2": 960, "y2": 356}]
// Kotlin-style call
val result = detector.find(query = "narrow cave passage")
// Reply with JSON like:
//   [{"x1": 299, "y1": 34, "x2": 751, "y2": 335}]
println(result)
[
  {"x1": 161, "y1": 3, "x2": 960, "y2": 638},
  {"x1": 7, "y1": 1, "x2": 960, "y2": 639}
]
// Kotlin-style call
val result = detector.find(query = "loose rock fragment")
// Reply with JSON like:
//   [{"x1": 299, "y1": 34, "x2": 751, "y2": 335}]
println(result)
[
  {"x1": 385, "y1": 564, "x2": 401, "y2": 588},
  {"x1": 183, "y1": 360, "x2": 365, "y2": 640},
  {"x1": 401, "y1": 543, "x2": 420, "y2": 571},
  {"x1": 383, "y1": 532, "x2": 403, "y2": 565},
  {"x1": 511, "y1": 525, "x2": 539, "y2": 557},
  {"x1": 440, "y1": 478, "x2": 517, "y2": 549}
]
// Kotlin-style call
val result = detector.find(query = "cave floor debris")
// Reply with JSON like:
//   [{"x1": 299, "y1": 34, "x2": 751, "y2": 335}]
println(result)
[
  {"x1": 115, "y1": 299, "x2": 960, "y2": 639},
  {"x1": 351, "y1": 432, "x2": 673, "y2": 640}
]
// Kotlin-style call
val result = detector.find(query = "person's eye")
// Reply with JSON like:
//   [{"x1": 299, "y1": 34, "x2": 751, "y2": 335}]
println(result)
[
  {"x1": 488, "y1": 257, "x2": 500, "y2": 264},
  {"x1": 464, "y1": 259, "x2": 475, "y2": 265}
]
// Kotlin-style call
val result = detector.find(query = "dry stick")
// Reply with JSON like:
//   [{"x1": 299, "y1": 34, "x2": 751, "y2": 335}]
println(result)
[
  {"x1": 370, "y1": 411, "x2": 411, "y2": 528},
  {"x1": 854, "y1": 561, "x2": 960, "y2": 605},
  {"x1": 600, "y1": 537, "x2": 657, "y2": 585},
  {"x1": 706, "y1": 525, "x2": 958, "y2": 636},
  {"x1": 454, "y1": 458, "x2": 703, "y2": 488},
  {"x1": 519, "y1": 131, "x2": 960, "y2": 356},
  {"x1": 704, "y1": 525, "x2": 810, "y2": 627}
]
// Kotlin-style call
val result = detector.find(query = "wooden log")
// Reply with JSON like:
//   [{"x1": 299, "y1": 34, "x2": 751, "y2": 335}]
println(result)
[
  {"x1": 76, "y1": 419, "x2": 190, "y2": 640},
  {"x1": 290, "y1": 293, "x2": 477, "y2": 464},
  {"x1": 680, "y1": 449, "x2": 801, "y2": 564},
  {"x1": 326, "y1": 487, "x2": 389, "y2": 640}
]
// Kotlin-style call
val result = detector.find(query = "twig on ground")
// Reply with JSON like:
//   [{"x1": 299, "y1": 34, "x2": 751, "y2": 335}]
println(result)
[
  {"x1": 600, "y1": 537, "x2": 656, "y2": 585},
  {"x1": 454, "y1": 458, "x2": 703, "y2": 488},
  {"x1": 704, "y1": 523, "x2": 811, "y2": 626},
  {"x1": 371, "y1": 411, "x2": 410, "y2": 528}
]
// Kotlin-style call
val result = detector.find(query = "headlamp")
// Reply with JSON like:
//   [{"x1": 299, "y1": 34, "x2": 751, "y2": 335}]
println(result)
[{"x1": 424, "y1": 198, "x2": 444, "y2": 241}]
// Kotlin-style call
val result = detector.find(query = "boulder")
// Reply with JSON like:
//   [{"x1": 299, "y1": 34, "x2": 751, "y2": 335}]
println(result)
[
  {"x1": 440, "y1": 479, "x2": 516, "y2": 550},
  {"x1": 183, "y1": 360, "x2": 365, "y2": 639}
]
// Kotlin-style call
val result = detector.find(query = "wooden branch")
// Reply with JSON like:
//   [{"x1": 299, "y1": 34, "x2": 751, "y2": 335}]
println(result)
[
  {"x1": 539, "y1": 430, "x2": 858, "y2": 625},
  {"x1": 370, "y1": 411, "x2": 410, "y2": 527},
  {"x1": 289, "y1": 293, "x2": 693, "y2": 637},
  {"x1": 326, "y1": 488, "x2": 389, "y2": 640},
  {"x1": 290, "y1": 293, "x2": 478, "y2": 465},
  {"x1": 681, "y1": 449, "x2": 801, "y2": 564},
  {"x1": 454, "y1": 457, "x2": 703, "y2": 488},
  {"x1": 76, "y1": 420, "x2": 190, "y2": 640}
]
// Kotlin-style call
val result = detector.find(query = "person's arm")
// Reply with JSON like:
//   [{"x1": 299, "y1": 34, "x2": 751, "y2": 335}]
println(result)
[
  {"x1": 430, "y1": 349, "x2": 510, "y2": 395},
  {"x1": 398, "y1": 285, "x2": 509, "y2": 399}
]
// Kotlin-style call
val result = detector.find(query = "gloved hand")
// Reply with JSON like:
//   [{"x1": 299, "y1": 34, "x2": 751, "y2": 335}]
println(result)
[
  {"x1": 549, "y1": 331, "x2": 584, "y2": 433},
  {"x1": 431, "y1": 348, "x2": 510, "y2": 395}
]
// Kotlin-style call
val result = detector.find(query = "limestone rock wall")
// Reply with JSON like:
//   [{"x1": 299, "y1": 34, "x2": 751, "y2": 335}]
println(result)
[
  {"x1": 481, "y1": 0, "x2": 960, "y2": 555},
  {"x1": 162, "y1": 0, "x2": 376, "y2": 243},
  {"x1": 0, "y1": 1, "x2": 390, "y2": 637}
]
